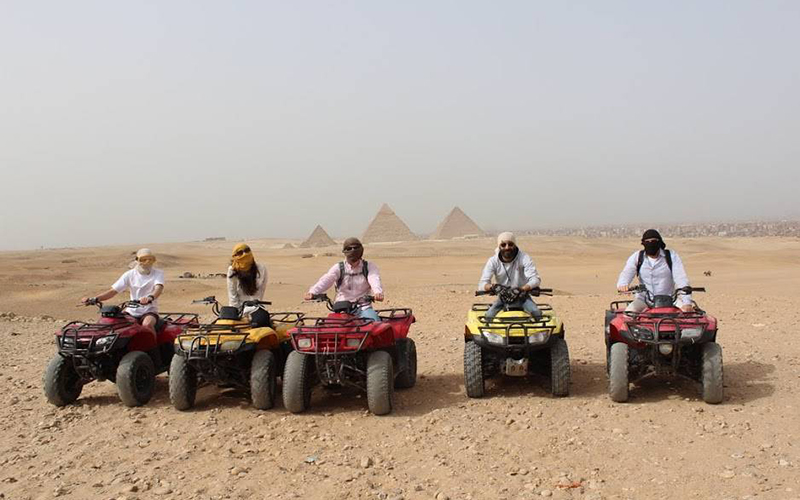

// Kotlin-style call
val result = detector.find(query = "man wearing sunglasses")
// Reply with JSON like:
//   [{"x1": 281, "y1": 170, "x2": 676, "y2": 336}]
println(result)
[
  {"x1": 80, "y1": 248, "x2": 165, "y2": 336},
  {"x1": 304, "y1": 237, "x2": 384, "y2": 321},
  {"x1": 617, "y1": 229, "x2": 694, "y2": 313},
  {"x1": 478, "y1": 232, "x2": 543, "y2": 321}
]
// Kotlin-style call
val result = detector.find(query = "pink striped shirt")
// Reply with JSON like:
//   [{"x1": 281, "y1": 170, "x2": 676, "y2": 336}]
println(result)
[{"x1": 308, "y1": 260, "x2": 383, "y2": 303}]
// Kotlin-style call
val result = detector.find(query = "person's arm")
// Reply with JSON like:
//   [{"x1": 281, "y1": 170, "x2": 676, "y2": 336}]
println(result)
[
  {"x1": 478, "y1": 257, "x2": 495, "y2": 291},
  {"x1": 367, "y1": 262, "x2": 384, "y2": 301},
  {"x1": 305, "y1": 264, "x2": 340, "y2": 299},
  {"x1": 520, "y1": 254, "x2": 541, "y2": 292},
  {"x1": 227, "y1": 266, "x2": 241, "y2": 307},
  {"x1": 81, "y1": 288, "x2": 118, "y2": 304},
  {"x1": 141, "y1": 271, "x2": 165, "y2": 305},
  {"x1": 82, "y1": 271, "x2": 128, "y2": 304},
  {"x1": 255, "y1": 263, "x2": 269, "y2": 300},
  {"x1": 670, "y1": 252, "x2": 693, "y2": 306},
  {"x1": 616, "y1": 252, "x2": 638, "y2": 292}
]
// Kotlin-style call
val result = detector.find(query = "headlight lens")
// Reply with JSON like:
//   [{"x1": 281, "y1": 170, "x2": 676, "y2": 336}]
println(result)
[
  {"x1": 527, "y1": 332, "x2": 548, "y2": 344},
  {"x1": 484, "y1": 332, "x2": 504, "y2": 344},
  {"x1": 95, "y1": 335, "x2": 115, "y2": 347},
  {"x1": 630, "y1": 325, "x2": 654, "y2": 340},
  {"x1": 681, "y1": 327, "x2": 703, "y2": 339},
  {"x1": 345, "y1": 338, "x2": 361, "y2": 348},
  {"x1": 297, "y1": 338, "x2": 312, "y2": 349},
  {"x1": 220, "y1": 341, "x2": 241, "y2": 351},
  {"x1": 658, "y1": 344, "x2": 674, "y2": 355}
]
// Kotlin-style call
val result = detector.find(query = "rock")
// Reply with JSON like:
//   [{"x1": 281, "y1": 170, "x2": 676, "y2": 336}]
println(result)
[
  {"x1": 540, "y1": 490, "x2": 553, "y2": 497},
  {"x1": 778, "y1": 459, "x2": 790, "y2": 467},
  {"x1": 435, "y1": 493, "x2": 450, "y2": 500},
  {"x1": 719, "y1": 470, "x2": 736, "y2": 479},
  {"x1": 360, "y1": 456, "x2": 373, "y2": 468},
  {"x1": 153, "y1": 486, "x2": 173, "y2": 495}
]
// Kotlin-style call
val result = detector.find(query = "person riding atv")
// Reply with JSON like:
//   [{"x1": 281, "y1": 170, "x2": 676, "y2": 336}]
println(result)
[
  {"x1": 464, "y1": 285, "x2": 570, "y2": 398},
  {"x1": 479, "y1": 232, "x2": 543, "y2": 321},
  {"x1": 169, "y1": 296, "x2": 303, "y2": 411},
  {"x1": 303, "y1": 237, "x2": 383, "y2": 321}
]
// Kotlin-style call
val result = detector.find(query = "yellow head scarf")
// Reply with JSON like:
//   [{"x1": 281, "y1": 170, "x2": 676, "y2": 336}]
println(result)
[{"x1": 231, "y1": 243, "x2": 255, "y2": 272}]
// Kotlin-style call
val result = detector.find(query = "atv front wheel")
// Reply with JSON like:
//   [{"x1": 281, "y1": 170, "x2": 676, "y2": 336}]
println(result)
[
  {"x1": 117, "y1": 351, "x2": 156, "y2": 407},
  {"x1": 283, "y1": 351, "x2": 313, "y2": 413},
  {"x1": 608, "y1": 343, "x2": 629, "y2": 403},
  {"x1": 549, "y1": 337, "x2": 570, "y2": 397},
  {"x1": 394, "y1": 338, "x2": 417, "y2": 389},
  {"x1": 463, "y1": 341, "x2": 485, "y2": 398},
  {"x1": 169, "y1": 354, "x2": 197, "y2": 411},
  {"x1": 43, "y1": 355, "x2": 84, "y2": 406},
  {"x1": 367, "y1": 350, "x2": 394, "y2": 415},
  {"x1": 701, "y1": 342, "x2": 724, "y2": 404},
  {"x1": 251, "y1": 350, "x2": 277, "y2": 410}
]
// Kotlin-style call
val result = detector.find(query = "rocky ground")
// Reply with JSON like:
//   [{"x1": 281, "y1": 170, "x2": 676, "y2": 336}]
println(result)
[{"x1": 1, "y1": 237, "x2": 798, "y2": 500}]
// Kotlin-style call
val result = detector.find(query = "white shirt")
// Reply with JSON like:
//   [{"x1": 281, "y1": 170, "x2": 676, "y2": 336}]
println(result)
[
  {"x1": 112, "y1": 268, "x2": 165, "y2": 316},
  {"x1": 616, "y1": 249, "x2": 692, "y2": 305},
  {"x1": 478, "y1": 249, "x2": 541, "y2": 290},
  {"x1": 227, "y1": 263, "x2": 268, "y2": 312}
]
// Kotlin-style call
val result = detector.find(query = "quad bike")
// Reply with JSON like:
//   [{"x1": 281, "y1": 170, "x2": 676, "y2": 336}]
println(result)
[
  {"x1": 605, "y1": 285, "x2": 722, "y2": 404},
  {"x1": 282, "y1": 294, "x2": 416, "y2": 416},
  {"x1": 43, "y1": 299, "x2": 199, "y2": 407},
  {"x1": 464, "y1": 285, "x2": 569, "y2": 398},
  {"x1": 169, "y1": 296, "x2": 303, "y2": 411}
]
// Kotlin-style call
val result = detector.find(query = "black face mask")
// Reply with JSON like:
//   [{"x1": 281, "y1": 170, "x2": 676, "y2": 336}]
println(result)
[
  {"x1": 643, "y1": 241, "x2": 661, "y2": 256},
  {"x1": 500, "y1": 246, "x2": 519, "y2": 262}
]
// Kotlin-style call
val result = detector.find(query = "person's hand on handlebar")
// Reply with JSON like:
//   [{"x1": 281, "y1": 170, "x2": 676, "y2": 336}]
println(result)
[
  {"x1": 139, "y1": 295, "x2": 155, "y2": 305},
  {"x1": 483, "y1": 283, "x2": 494, "y2": 292},
  {"x1": 303, "y1": 292, "x2": 314, "y2": 301},
  {"x1": 680, "y1": 303, "x2": 695, "y2": 313},
  {"x1": 373, "y1": 293, "x2": 384, "y2": 302},
  {"x1": 617, "y1": 284, "x2": 631, "y2": 293}
]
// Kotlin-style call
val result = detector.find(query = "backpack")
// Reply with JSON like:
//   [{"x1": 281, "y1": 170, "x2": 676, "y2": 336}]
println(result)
[
  {"x1": 636, "y1": 250, "x2": 672, "y2": 277},
  {"x1": 336, "y1": 260, "x2": 369, "y2": 290}
]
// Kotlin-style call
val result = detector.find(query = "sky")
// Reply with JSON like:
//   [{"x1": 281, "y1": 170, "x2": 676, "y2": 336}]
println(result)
[{"x1": 1, "y1": 1, "x2": 798, "y2": 250}]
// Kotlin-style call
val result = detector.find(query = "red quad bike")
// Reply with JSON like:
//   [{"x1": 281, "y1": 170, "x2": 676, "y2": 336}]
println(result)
[
  {"x1": 605, "y1": 285, "x2": 722, "y2": 404},
  {"x1": 43, "y1": 299, "x2": 199, "y2": 407},
  {"x1": 283, "y1": 294, "x2": 417, "y2": 416}
]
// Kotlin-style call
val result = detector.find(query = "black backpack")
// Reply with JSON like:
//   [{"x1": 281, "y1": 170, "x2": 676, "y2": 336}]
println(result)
[
  {"x1": 335, "y1": 260, "x2": 369, "y2": 290},
  {"x1": 636, "y1": 250, "x2": 672, "y2": 277}
]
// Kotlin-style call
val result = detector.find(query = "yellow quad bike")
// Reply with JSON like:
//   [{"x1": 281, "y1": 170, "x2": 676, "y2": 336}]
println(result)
[
  {"x1": 169, "y1": 296, "x2": 304, "y2": 411},
  {"x1": 464, "y1": 286, "x2": 570, "y2": 398}
]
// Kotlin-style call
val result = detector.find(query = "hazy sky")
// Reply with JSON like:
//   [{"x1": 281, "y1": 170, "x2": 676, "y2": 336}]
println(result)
[{"x1": 1, "y1": 1, "x2": 799, "y2": 250}]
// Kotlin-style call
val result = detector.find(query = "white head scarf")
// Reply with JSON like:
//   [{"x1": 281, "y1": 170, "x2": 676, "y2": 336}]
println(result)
[{"x1": 497, "y1": 232, "x2": 516, "y2": 246}]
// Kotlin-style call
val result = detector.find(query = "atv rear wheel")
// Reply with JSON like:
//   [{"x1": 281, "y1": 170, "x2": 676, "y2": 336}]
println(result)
[
  {"x1": 394, "y1": 338, "x2": 417, "y2": 389},
  {"x1": 43, "y1": 355, "x2": 84, "y2": 406},
  {"x1": 464, "y1": 340, "x2": 485, "y2": 398},
  {"x1": 169, "y1": 354, "x2": 197, "y2": 411},
  {"x1": 116, "y1": 351, "x2": 156, "y2": 407},
  {"x1": 283, "y1": 351, "x2": 313, "y2": 413},
  {"x1": 549, "y1": 337, "x2": 570, "y2": 397},
  {"x1": 701, "y1": 342, "x2": 724, "y2": 404},
  {"x1": 367, "y1": 350, "x2": 394, "y2": 415},
  {"x1": 608, "y1": 343, "x2": 629, "y2": 403},
  {"x1": 251, "y1": 350, "x2": 277, "y2": 410}
]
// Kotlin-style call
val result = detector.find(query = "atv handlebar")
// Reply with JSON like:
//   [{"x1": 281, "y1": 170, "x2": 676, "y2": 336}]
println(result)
[
  {"x1": 192, "y1": 296, "x2": 217, "y2": 304},
  {"x1": 475, "y1": 286, "x2": 552, "y2": 297}
]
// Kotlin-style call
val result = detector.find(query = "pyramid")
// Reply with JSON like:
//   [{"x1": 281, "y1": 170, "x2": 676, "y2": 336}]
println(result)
[
  {"x1": 361, "y1": 204, "x2": 417, "y2": 243},
  {"x1": 431, "y1": 206, "x2": 484, "y2": 239},
  {"x1": 300, "y1": 225, "x2": 337, "y2": 248}
]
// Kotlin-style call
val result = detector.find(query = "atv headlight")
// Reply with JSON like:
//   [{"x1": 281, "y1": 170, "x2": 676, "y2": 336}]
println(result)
[
  {"x1": 297, "y1": 338, "x2": 312, "y2": 349},
  {"x1": 629, "y1": 325, "x2": 654, "y2": 340},
  {"x1": 527, "y1": 332, "x2": 548, "y2": 344},
  {"x1": 95, "y1": 335, "x2": 115, "y2": 347},
  {"x1": 483, "y1": 332, "x2": 504, "y2": 344},
  {"x1": 681, "y1": 327, "x2": 703, "y2": 340},
  {"x1": 345, "y1": 338, "x2": 361, "y2": 348},
  {"x1": 658, "y1": 344, "x2": 674, "y2": 355},
  {"x1": 220, "y1": 341, "x2": 241, "y2": 351}
]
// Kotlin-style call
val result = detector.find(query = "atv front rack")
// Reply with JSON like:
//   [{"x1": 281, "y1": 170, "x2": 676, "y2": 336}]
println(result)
[
  {"x1": 621, "y1": 313, "x2": 709, "y2": 344},
  {"x1": 159, "y1": 312, "x2": 200, "y2": 325},
  {"x1": 376, "y1": 308, "x2": 413, "y2": 320},
  {"x1": 292, "y1": 318, "x2": 373, "y2": 354},
  {"x1": 58, "y1": 322, "x2": 122, "y2": 354},
  {"x1": 471, "y1": 303, "x2": 554, "y2": 313}
]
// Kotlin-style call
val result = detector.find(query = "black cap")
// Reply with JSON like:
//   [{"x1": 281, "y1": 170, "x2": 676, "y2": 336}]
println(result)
[{"x1": 641, "y1": 229, "x2": 666, "y2": 249}]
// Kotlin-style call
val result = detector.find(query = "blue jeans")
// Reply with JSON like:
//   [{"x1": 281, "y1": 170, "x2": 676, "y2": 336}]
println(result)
[
  {"x1": 357, "y1": 307, "x2": 381, "y2": 322},
  {"x1": 485, "y1": 297, "x2": 542, "y2": 321}
]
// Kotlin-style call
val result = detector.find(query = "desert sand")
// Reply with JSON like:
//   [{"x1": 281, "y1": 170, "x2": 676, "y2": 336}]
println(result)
[{"x1": 1, "y1": 236, "x2": 799, "y2": 500}]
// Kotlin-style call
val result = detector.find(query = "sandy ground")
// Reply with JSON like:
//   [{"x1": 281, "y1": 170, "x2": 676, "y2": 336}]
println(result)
[{"x1": 1, "y1": 236, "x2": 799, "y2": 500}]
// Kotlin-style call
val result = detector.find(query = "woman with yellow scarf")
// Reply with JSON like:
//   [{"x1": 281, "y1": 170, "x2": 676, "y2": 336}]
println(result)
[{"x1": 227, "y1": 243, "x2": 268, "y2": 315}]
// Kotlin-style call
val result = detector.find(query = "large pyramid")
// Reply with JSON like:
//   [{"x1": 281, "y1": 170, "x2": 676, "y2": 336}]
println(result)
[
  {"x1": 300, "y1": 225, "x2": 337, "y2": 248},
  {"x1": 431, "y1": 206, "x2": 484, "y2": 239},
  {"x1": 362, "y1": 204, "x2": 417, "y2": 243}
]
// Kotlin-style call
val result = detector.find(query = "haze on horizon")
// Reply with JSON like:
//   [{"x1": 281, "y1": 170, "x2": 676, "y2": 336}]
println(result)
[{"x1": 1, "y1": 1, "x2": 799, "y2": 251}]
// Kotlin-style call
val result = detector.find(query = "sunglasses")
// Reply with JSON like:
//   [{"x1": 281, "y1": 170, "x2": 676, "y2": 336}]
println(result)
[
  {"x1": 343, "y1": 245, "x2": 362, "y2": 252},
  {"x1": 642, "y1": 238, "x2": 660, "y2": 243},
  {"x1": 138, "y1": 256, "x2": 156, "y2": 263},
  {"x1": 499, "y1": 242, "x2": 516, "y2": 249},
  {"x1": 233, "y1": 248, "x2": 251, "y2": 257}
]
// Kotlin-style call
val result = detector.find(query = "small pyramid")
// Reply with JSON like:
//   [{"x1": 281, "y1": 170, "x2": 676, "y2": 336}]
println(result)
[
  {"x1": 282, "y1": 243, "x2": 295, "y2": 249},
  {"x1": 362, "y1": 204, "x2": 417, "y2": 243},
  {"x1": 431, "y1": 206, "x2": 484, "y2": 239},
  {"x1": 300, "y1": 225, "x2": 337, "y2": 248}
]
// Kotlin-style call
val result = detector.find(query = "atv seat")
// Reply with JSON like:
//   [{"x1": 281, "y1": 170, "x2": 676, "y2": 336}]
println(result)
[
  {"x1": 218, "y1": 306, "x2": 242, "y2": 321},
  {"x1": 332, "y1": 301, "x2": 355, "y2": 314}
]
